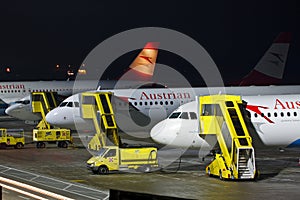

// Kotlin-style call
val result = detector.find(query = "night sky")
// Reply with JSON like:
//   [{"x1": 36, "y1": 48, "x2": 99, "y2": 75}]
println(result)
[{"x1": 0, "y1": 0, "x2": 299, "y2": 86}]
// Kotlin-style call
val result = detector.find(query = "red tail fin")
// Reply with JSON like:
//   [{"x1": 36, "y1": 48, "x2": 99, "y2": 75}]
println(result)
[
  {"x1": 238, "y1": 32, "x2": 291, "y2": 86},
  {"x1": 120, "y1": 42, "x2": 159, "y2": 81}
]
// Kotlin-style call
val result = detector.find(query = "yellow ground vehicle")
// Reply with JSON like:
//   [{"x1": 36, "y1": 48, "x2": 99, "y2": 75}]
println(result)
[
  {"x1": 0, "y1": 128, "x2": 25, "y2": 149},
  {"x1": 33, "y1": 129, "x2": 72, "y2": 148},
  {"x1": 31, "y1": 92, "x2": 72, "y2": 148},
  {"x1": 87, "y1": 146, "x2": 158, "y2": 174},
  {"x1": 199, "y1": 95, "x2": 256, "y2": 180},
  {"x1": 81, "y1": 92, "x2": 159, "y2": 174}
]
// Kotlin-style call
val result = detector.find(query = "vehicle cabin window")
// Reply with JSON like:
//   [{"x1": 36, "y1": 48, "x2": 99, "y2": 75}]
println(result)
[
  {"x1": 190, "y1": 112, "x2": 197, "y2": 119},
  {"x1": 180, "y1": 112, "x2": 189, "y2": 119},
  {"x1": 202, "y1": 104, "x2": 216, "y2": 116},
  {"x1": 169, "y1": 112, "x2": 181, "y2": 119},
  {"x1": 67, "y1": 102, "x2": 73, "y2": 107},
  {"x1": 83, "y1": 96, "x2": 95, "y2": 105},
  {"x1": 105, "y1": 149, "x2": 116, "y2": 157},
  {"x1": 74, "y1": 102, "x2": 79, "y2": 107}
]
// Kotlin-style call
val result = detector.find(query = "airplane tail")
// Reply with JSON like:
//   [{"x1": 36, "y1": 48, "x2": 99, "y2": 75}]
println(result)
[
  {"x1": 119, "y1": 42, "x2": 159, "y2": 81},
  {"x1": 238, "y1": 32, "x2": 291, "y2": 86}
]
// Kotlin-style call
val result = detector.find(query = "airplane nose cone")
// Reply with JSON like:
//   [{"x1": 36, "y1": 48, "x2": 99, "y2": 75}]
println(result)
[
  {"x1": 45, "y1": 109, "x2": 62, "y2": 125},
  {"x1": 150, "y1": 120, "x2": 175, "y2": 145}
]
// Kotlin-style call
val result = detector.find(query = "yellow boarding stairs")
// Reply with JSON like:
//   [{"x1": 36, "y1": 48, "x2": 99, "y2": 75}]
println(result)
[
  {"x1": 199, "y1": 95, "x2": 256, "y2": 180},
  {"x1": 31, "y1": 92, "x2": 72, "y2": 148},
  {"x1": 80, "y1": 92, "x2": 119, "y2": 150}
]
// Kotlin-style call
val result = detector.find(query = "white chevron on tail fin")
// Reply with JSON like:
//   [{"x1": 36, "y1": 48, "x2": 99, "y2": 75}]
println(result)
[{"x1": 239, "y1": 32, "x2": 291, "y2": 86}]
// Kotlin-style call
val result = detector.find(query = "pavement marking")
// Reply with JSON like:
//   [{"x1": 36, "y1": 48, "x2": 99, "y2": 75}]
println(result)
[{"x1": 0, "y1": 164, "x2": 109, "y2": 200}]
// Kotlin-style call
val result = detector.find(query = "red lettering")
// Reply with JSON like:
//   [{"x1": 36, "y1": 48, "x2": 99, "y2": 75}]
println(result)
[
  {"x1": 140, "y1": 92, "x2": 149, "y2": 100},
  {"x1": 274, "y1": 99, "x2": 286, "y2": 109},
  {"x1": 296, "y1": 101, "x2": 300, "y2": 109},
  {"x1": 285, "y1": 102, "x2": 295, "y2": 109}
]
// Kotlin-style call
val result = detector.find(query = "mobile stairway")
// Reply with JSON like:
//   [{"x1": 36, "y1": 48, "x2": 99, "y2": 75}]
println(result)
[
  {"x1": 199, "y1": 95, "x2": 257, "y2": 180},
  {"x1": 80, "y1": 92, "x2": 119, "y2": 150}
]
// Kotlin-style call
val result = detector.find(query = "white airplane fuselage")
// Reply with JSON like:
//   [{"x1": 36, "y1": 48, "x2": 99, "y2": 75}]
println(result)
[
  {"x1": 46, "y1": 85, "x2": 300, "y2": 135},
  {"x1": 150, "y1": 94, "x2": 300, "y2": 149}
]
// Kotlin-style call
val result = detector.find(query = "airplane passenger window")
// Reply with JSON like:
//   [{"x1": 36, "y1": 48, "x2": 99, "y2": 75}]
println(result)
[
  {"x1": 150, "y1": 102, "x2": 153, "y2": 106},
  {"x1": 274, "y1": 112, "x2": 277, "y2": 117},
  {"x1": 294, "y1": 112, "x2": 297, "y2": 117},
  {"x1": 165, "y1": 101, "x2": 168, "y2": 105},
  {"x1": 190, "y1": 112, "x2": 197, "y2": 119},
  {"x1": 145, "y1": 102, "x2": 148, "y2": 106},
  {"x1": 139, "y1": 102, "x2": 142, "y2": 106},
  {"x1": 160, "y1": 101, "x2": 163, "y2": 105},
  {"x1": 155, "y1": 101, "x2": 158, "y2": 105},
  {"x1": 170, "y1": 101, "x2": 173, "y2": 105},
  {"x1": 254, "y1": 113, "x2": 258, "y2": 118},
  {"x1": 287, "y1": 112, "x2": 290, "y2": 117},
  {"x1": 134, "y1": 102, "x2": 137, "y2": 106},
  {"x1": 180, "y1": 112, "x2": 189, "y2": 119},
  {"x1": 261, "y1": 113, "x2": 264, "y2": 117},
  {"x1": 280, "y1": 112, "x2": 284, "y2": 117},
  {"x1": 169, "y1": 112, "x2": 181, "y2": 119},
  {"x1": 267, "y1": 113, "x2": 271, "y2": 117}
]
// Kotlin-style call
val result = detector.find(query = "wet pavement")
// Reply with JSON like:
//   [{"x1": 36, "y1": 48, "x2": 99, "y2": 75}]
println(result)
[{"x1": 0, "y1": 116, "x2": 300, "y2": 199}]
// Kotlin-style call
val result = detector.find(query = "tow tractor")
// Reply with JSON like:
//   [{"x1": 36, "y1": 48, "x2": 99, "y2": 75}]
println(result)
[
  {"x1": 0, "y1": 128, "x2": 25, "y2": 149},
  {"x1": 81, "y1": 92, "x2": 158, "y2": 174},
  {"x1": 31, "y1": 92, "x2": 72, "y2": 148},
  {"x1": 199, "y1": 95, "x2": 257, "y2": 180}
]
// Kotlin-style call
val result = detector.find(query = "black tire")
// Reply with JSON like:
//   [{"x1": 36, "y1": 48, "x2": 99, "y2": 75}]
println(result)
[
  {"x1": 36, "y1": 142, "x2": 41, "y2": 148},
  {"x1": 40, "y1": 142, "x2": 46, "y2": 148},
  {"x1": 15, "y1": 143, "x2": 23, "y2": 149},
  {"x1": 61, "y1": 141, "x2": 68, "y2": 148},
  {"x1": 207, "y1": 168, "x2": 212, "y2": 177},
  {"x1": 57, "y1": 141, "x2": 62, "y2": 148},
  {"x1": 140, "y1": 165, "x2": 151, "y2": 173},
  {"x1": 0, "y1": 143, "x2": 7, "y2": 149},
  {"x1": 98, "y1": 166, "x2": 108, "y2": 174},
  {"x1": 219, "y1": 170, "x2": 223, "y2": 180}
]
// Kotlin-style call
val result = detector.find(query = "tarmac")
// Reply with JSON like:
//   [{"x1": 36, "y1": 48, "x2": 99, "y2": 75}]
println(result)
[{"x1": 0, "y1": 116, "x2": 300, "y2": 199}]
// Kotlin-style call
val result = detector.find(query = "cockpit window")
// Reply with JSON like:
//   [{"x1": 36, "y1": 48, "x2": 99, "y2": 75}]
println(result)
[
  {"x1": 59, "y1": 102, "x2": 68, "y2": 107},
  {"x1": 169, "y1": 112, "x2": 181, "y2": 119},
  {"x1": 23, "y1": 100, "x2": 30, "y2": 104},
  {"x1": 190, "y1": 112, "x2": 197, "y2": 119},
  {"x1": 67, "y1": 102, "x2": 73, "y2": 107},
  {"x1": 180, "y1": 112, "x2": 189, "y2": 119}
]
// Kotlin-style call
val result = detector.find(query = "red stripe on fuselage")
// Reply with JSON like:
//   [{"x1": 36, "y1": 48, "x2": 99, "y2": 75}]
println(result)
[{"x1": 246, "y1": 104, "x2": 274, "y2": 123}]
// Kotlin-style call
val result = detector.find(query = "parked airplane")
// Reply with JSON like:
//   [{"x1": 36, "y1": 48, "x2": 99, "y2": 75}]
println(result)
[
  {"x1": 0, "y1": 80, "x2": 96, "y2": 116},
  {"x1": 4, "y1": 42, "x2": 159, "y2": 122},
  {"x1": 45, "y1": 32, "x2": 293, "y2": 131},
  {"x1": 150, "y1": 94, "x2": 300, "y2": 149}
]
